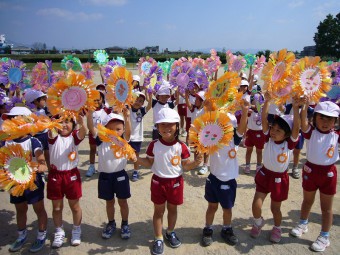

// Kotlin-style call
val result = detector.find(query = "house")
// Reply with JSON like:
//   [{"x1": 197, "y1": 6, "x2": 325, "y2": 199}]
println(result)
[
  {"x1": 300, "y1": 46, "x2": 316, "y2": 57},
  {"x1": 105, "y1": 46, "x2": 125, "y2": 54},
  {"x1": 142, "y1": 46, "x2": 159, "y2": 54},
  {"x1": 11, "y1": 46, "x2": 32, "y2": 55}
]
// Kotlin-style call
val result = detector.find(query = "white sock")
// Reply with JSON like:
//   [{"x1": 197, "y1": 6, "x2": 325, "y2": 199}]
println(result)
[
  {"x1": 37, "y1": 230, "x2": 47, "y2": 240},
  {"x1": 73, "y1": 225, "x2": 81, "y2": 232},
  {"x1": 254, "y1": 217, "x2": 263, "y2": 226},
  {"x1": 55, "y1": 226, "x2": 64, "y2": 233},
  {"x1": 18, "y1": 229, "x2": 27, "y2": 239}
]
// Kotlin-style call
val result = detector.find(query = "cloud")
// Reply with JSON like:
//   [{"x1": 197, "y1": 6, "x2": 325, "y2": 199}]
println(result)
[
  {"x1": 313, "y1": 1, "x2": 340, "y2": 20},
  {"x1": 0, "y1": 2, "x2": 25, "y2": 11},
  {"x1": 36, "y1": 8, "x2": 103, "y2": 21},
  {"x1": 275, "y1": 19, "x2": 294, "y2": 24},
  {"x1": 288, "y1": 0, "x2": 304, "y2": 8},
  {"x1": 164, "y1": 24, "x2": 176, "y2": 30},
  {"x1": 115, "y1": 18, "x2": 125, "y2": 24},
  {"x1": 82, "y1": 0, "x2": 127, "y2": 6}
]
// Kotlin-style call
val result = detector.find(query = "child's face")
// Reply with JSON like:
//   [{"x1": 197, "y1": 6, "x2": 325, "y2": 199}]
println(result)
[
  {"x1": 60, "y1": 119, "x2": 74, "y2": 136},
  {"x1": 132, "y1": 96, "x2": 145, "y2": 109},
  {"x1": 239, "y1": 86, "x2": 248, "y2": 93},
  {"x1": 106, "y1": 120, "x2": 125, "y2": 137},
  {"x1": 158, "y1": 95, "x2": 170, "y2": 104},
  {"x1": 270, "y1": 123, "x2": 287, "y2": 142},
  {"x1": 194, "y1": 97, "x2": 203, "y2": 108},
  {"x1": 94, "y1": 95, "x2": 103, "y2": 108},
  {"x1": 189, "y1": 86, "x2": 199, "y2": 95},
  {"x1": 157, "y1": 122, "x2": 177, "y2": 141},
  {"x1": 315, "y1": 113, "x2": 336, "y2": 132},
  {"x1": 34, "y1": 96, "x2": 46, "y2": 109}
]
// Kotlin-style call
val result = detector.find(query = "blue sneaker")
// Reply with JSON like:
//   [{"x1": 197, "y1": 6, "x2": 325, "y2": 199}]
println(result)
[
  {"x1": 9, "y1": 235, "x2": 27, "y2": 252},
  {"x1": 86, "y1": 165, "x2": 96, "y2": 177},
  {"x1": 131, "y1": 171, "x2": 140, "y2": 182},
  {"x1": 165, "y1": 231, "x2": 181, "y2": 248},
  {"x1": 120, "y1": 225, "x2": 131, "y2": 239},
  {"x1": 102, "y1": 222, "x2": 116, "y2": 239},
  {"x1": 29, "y1": 238, "x2": 46, "y2": 253},
  {"x1": 152, "y1": 239, "x2": 164, "y2": 255}
]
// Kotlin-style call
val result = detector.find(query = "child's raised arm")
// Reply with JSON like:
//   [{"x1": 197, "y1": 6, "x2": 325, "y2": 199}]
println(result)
[
  {"x1": 77, "y1": 115, "x2": 87, "y2": 140},
  {"x1": 261, "y1": 91, "x2": 271, "y2": 133},
  {"x1": 300, "y1": 97, "x2": 309, "y2": 133},
  {"x1": 35, "y1": 149, "x2": 48, "y2": 173},
  {"x1": 122, "y1": 106, "x2": 131, "y2": 141},
  {"x1": 86, "y1": 110, "x2": 97, "y2": 136},
  {"x1": 145, "y1": 92, "x2": 152, "y2": 113},
  {"x1": 185, "y1": 90, "x2": 194, "y2": 111},
  {"x1": 291, "y1": 97, "x2": 301, "y2": 140},
  {"x1": 237, "y1": 99, "x2": 250, "y2": 135}
]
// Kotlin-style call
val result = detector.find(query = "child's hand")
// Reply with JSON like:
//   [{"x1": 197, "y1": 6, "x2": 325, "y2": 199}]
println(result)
[
  {"x1": 131, "y1": 153, "x2": 138, "y2": 163},
  {"x1": 264, "y1": 91, "x2": 272, "y2": 102},
  {"x1": 77, "y1": 115, "x2": 85, "y2": 126},
  {"x1": 195, "y1": 152, "x2": 203, "y2": 166},
  {"x1": 37, "y1": 164, "x2": 48, "y2": 173},
  {"x1": 122, "y1": 106, "x2": 130, "y2": 119},
  {"x1": 241, "y1": 99, "x2": 250, "y2": 111}
]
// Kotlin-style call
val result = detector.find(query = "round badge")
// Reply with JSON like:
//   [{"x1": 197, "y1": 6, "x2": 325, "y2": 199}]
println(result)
[
  {"x1": 8, "y1": 67, "x2": 23, "y2": 84},
  {"x1": 61, "y1": 87, "x2": 88, "y2": 111},
  {"x1": 200, "y1": 124, "x2": 223, "y2": 147},
  {"x1": 115, "y1": 79, "x2": 129, "y2": 103}
]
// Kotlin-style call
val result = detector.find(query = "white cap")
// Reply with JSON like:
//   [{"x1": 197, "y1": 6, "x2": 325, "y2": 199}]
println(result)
[
  {"x1": 240, "y1": 80, "x2": 249, "y2": 86},
  {"x1": 196, "y1": 91, "x2": 206, "y2": 101},
  {"x1": 133, "y1": 91, "x2": 146, "y2": 99},
  {"x1": 253, "y1": 74, "x2": 259, "y2": 81},
  {"x1": 314, "y1": 101, "x2": 340, "y2": 118},
  {"x1": 102, "y1": 113, "x2": 125, "y2": 126},
  {"x1": 133, "y1": 75, "x2": 141, "y2": 82},
  {"x1": 2, "y1": 106, "x2": 32, "y2": 120},
  {"x1": 241, "y1": 73, "x2": 248, "y2": 79},
  {"x1": 156, "y1": 85, "x2": 171, "y2": 96},
  {"x1": 155, "y1": 108, "x2": 180, "y2": 124},
  {"x1": 24, "y1": 89, "x2": 46, "y2": 103},
  {"x1": 279, "y1": 114, "x2": 294, "y2": 131}
]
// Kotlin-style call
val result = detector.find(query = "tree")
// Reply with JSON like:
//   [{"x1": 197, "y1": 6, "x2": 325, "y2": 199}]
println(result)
[
  {"x1": 52, "y1": 46, "x2": 57, "y2": 51},
  {"x1": 264, "y1": 50, "x2": 271, "y2": 59},
  {"x1": 32, "y1": 42, "x2": 44, "y2": 50},
  {"x1": 256, "y1": 51, "x2": 265, "y2": 57},
  {"x1": 314, "y1": 13, "x2": 340, "y2": 58}
]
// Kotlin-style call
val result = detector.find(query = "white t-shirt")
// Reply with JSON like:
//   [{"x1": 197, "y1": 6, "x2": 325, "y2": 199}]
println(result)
[
  {"x1": 191, "y1": 106, "x2": 205, "y2": 122},
  {"x1": 303, "y1": 126, "x2": 339, "y2": 165},
  {"x1": 146, "y1": 138, "x2": 190, "y2": 178},
  {"x1": 97, "y1": 141, "x2": 127, "y2": 173},
  {"x1": 247, "y1": 111, "x2": 262, "y2": 130},
  {"x1": 186, "y1": 94, "x2": 196, "y2": 118},
  {"x1": 93, "y1": 107, "x2": 111, "y2": 128},
  {"x1": 49, "y1": 130, "x2": 83, "y2": 171},
  {"x1": 130, "y1": 107, "x2": 147, "y2": 142},
  {"x1": 6, "y1": 136, "x2": 42, "y2": 162}
]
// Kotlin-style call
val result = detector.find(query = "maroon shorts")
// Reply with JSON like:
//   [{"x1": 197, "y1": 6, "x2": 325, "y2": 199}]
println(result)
[
  {"x1": 88, "y1": 132, "x2": 96, "y2": 145},
  {"x1": 47, "y1": 167, "x2": 82, "y2": 200},
  {"x1": 245, "y1": 129, "x2": 265, "y2": 149},
  {"x1": 177, "y1": 104, "x2": 187, "y2": 117},
  {"x1": 255, "y1": 167, "x2": 289, "y2": 202},
  {"x1": 302, "y1": 161, "x2": 337, "y2": 195},
  {"x1": 151, "y1": 174, "x2": 184, "y2": 205},
  {"x1": 186, "y1": 117, "x2": 191, "y2": 132}
]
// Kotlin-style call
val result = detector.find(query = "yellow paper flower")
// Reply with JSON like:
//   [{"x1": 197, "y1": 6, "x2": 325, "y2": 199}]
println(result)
[
  {"x1": 0, "y1": 144, "x2": 39, "y2": 197},
  {"x1": 189, "y1": 111, "x2": 234, "y2": 155},
  {"x1": 262, "y1": 49, "x2": 295, "y2": 105},
  {"x1": 291, "y1": 56, "x2": 332, "y2": 102},
  {"x1": 46, "y1": 70, "x2": 97, "y2": 119},
  {"x1": 97, "y1": 124, "x2": 136, "y2": 160},
  {"x1": 106, "y1": 67, "x2": 134, "y2": 112}
]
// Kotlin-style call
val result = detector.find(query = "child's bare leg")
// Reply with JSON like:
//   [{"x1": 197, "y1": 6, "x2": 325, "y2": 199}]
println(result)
[
  {"x1": 271, "y1": 200, "x2": 282, "y2": 227},
  {"x1": 246, "y1": 147, "x2": 253, "y2": 165},
  {"x1": 89, "y1": 144, "x2": 96, "y2": 164},
  {"x1": 205, "y1": 202, "x2": 218, "y2": 226},
  {"x1": 68, "y1": 199, "x2": 82, "y2": 226},
  {"x1": 32, "y1": 200, "x2": 47, "y2": 231},
  {"x1": 118, "y1": 198, "x2": 129, "y2": 222},
  {"x1": 52, "y1": 199, "x2": 64, "y2": 227},
  {"x1": 222, "y1": 208, "x2": 232, "y2": 226},
  {"x1": 153, "y1": 203, "x2": 166, "y2": 237},
  {"x1": 166, "y1": 203, "x2": 177, "y2": 231},
  {"x1": 106, "y1": 198, "x2": 115, "y2": 221},
  {"x1": 320, "y1": 192, "x2": 334, "y2": 232},
  {"x1": 15, "y1": 202, "x2": 28, "y2": 230},
  {"x1": 256, "y1": 148, "x2": 262, "y2": 166},
  {"x1": 252, "y1": 192, "x2": 267, "y2": 219},
  {"x1": 300, "y1": 190, "x2": 316, "y2": 220}
]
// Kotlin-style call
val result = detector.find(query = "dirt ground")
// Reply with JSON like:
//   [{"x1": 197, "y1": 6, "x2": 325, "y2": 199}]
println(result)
[{"x1": 0, "y1": 69, "x2": 339, "y2": 255}]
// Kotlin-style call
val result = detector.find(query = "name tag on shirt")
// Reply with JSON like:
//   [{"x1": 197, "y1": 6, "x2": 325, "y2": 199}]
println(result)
[
  {"x1": 275, "y1": 178, "x2": 281, "y2": 183},
  {"x1": 173, "y1": 182, "x2": 180, "y2": 188},
  {"x1": 220, "y1": 185, "x2": 230, "y2": 190},
  {"x1": 327, "y1": 172, "x2": 334, "y2": 178},
  {"x1": 117, "y1": 176, "x2": 125, "y2": 182},
  {"x1": 71, "y1": 175, "x2": 77, "y2": 181}
]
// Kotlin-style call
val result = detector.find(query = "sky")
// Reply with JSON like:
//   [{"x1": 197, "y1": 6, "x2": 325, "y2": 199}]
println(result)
[{"x1": 0, "y1": 0, "x2": 339, "y2": 52}]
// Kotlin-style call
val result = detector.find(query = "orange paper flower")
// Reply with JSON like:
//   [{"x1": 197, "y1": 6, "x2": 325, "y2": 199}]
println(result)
[{"x1": 0, "y1": 144, "x2": 39, "y2": 197}]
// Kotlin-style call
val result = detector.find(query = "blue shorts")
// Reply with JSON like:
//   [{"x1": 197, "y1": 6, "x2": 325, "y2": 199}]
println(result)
[
  {"x1": 34, "y1": 132, "x2": 49, "y2": 150},
  {"x1": 204, "y1": 174, "x2": 237, "y2": 209},
  {"x1": 129, "y1": 141, "x2": 142, "y2": 153},
  {"x1": 295, "y1": 133, "x2": 304, "y2": 150},
  {"x1": 10, "y1": 173, "x2": 45, "y2": 204},
  {"x1": 98, "y1": 170, "x2": 131, "y2": 200}
]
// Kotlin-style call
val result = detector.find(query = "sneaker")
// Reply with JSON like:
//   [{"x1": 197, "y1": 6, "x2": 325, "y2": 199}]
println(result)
[
  {"x1": 131, "y1": 171, "x2": 140, "y2": 182},
  {"x1": 120, "y1": 225, "x2": 131, "y2": 239},
  {"x1": 244, "y1": 165, "x2": 250, "y2": 174},
  {"x1": 290, "y1": 223, "x2": 308, "y2": 237},
  {"x1": 29, "y1": 238, "x2": 46, "y2": 253},
  {"x1": 152, "y1": 239, "x2": 164, "y2": 255},
  {"x1": 292, "y1": 167, "x2": 300, "y2": 179},
  {"x1": 310, "y1": 235, "x2": 330, "y2": 252},
  {"x1": 71, "y1": 228, "x2": 81, "y2": 246},
  {"x1": 52, "y1": 231, "x2": 65, "y2": 248},
  {"x1": 250, "y1": 218, "x2": 264, "y2": 238},
  {"x1": 9, "y1": 235, "x2": 27, "y2": 252},
  {"x1": 198, "y1": 165, "x2": 208, "y2": 175},
  {"x1": 202, "y1": 227, "x2": 213, "y2": 247},
  {"x1": 165, "y1": 231, "x2": 181, "y2": 248},
  {"x1": 256, "y1": 164, "x2": 262, "y2": 173},
  {"x1": 269, "y1": 227, "x2": 282, "y2": 243},
  {"x1": 86, "y1": 165, "x2": 96, "y2": 177},
  {"x1": 102, "y1": 222, "x2": 116, "y2": 239},
  {"x1": 221, "y1": 227, "x2": 238, "y2": 246}
]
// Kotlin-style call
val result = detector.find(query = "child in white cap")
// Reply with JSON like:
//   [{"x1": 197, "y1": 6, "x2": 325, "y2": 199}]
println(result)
[
  {"x1": 290, "y1": 100, "x2": 340, "y2": 252},
  {"x1": 250, "y1": 92, "x2": 301, "y2": 243},
  {"x1": 136, "y1": 108, "x2": 202, "y2": 255},
  {"x1": 132, "y1": 75, "x2": 141, "y2": 92}
]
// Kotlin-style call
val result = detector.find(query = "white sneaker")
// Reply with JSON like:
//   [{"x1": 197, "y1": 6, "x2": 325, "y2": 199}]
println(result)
[
  {"x1": 198, "y1": 165, "x2": 208, "y2": 175},
  {"x1": 310, "y1": 235, "x2": 330, "y2": 252},
  {"x1": 290, "y1": 223, "x2": 308, "y2": 237},
  {"x1": 52, "y1": 231, "x2": 65, "y2": 248},
  {"x1": 71, "y1": 228, "x2": 81, "y2": 246}
]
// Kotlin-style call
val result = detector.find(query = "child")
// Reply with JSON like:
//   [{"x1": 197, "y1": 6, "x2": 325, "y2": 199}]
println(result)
[
  {"x1": 185, "y1": 82, "x2": 200, "y2": 144},
  {"x1": 87, "y1": 108, "x2": 133, "y2": 240},
  {"x1": 201, "y1": 100, "x2": 249, "y2": 247},
  {"x1": 176, "y1": 90, "x2": 187, "y2": 137},
  {"x1": 129, "y1": 91, "x2": 152, "y2": 181},
  {"x1": 3, "y1": 107, "x2": 48, "y2": 253},
  {"x1": 250, "y1": 92, "x2": 300, "y2": 243},
  {"x1": 136, "y1": 108, "x2": 202, "y2": 255},
  {"x1": 132, "y1": 75, "x2": 141, "y2": 92},
  {"x1": 47, "y1": 115, "x2": 87, "y2": 248},
  {"x1": 86, "y1": 90, "x2": 111, "y2": 177},
  {"x1": 290, "y1": 101, "x2": 340, "y2": 252},
  {"x1": 186, "y1": 90, "x2": 209, "y2": 175}
]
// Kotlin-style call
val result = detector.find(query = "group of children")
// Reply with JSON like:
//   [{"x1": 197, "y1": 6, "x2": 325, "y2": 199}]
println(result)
[{"x1": 0, "y1": 69, "x2": 339, "y2": 255}]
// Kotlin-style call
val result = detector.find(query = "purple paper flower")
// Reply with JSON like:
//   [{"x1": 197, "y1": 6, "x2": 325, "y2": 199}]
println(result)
[
  {"x1": 0, "y1": 59, "x2": 28, "y2": 91},
  {"x1": 143, "y1": 65, "x2": 163, "y2": 93},
  {"x1": 170, "y1": 62, "x2": 196, "y2": 93}
]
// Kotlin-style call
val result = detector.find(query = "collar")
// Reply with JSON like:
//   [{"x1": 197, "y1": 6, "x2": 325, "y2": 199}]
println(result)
[
  {"x1": 316, "y1": 127, "x2": 332, "y2": 134},
  {"x1": 13, "y1": 135, "x2": 31, "y2": 143},
  {"x1": 159, "y1": 137, "x2": 178, "y2": 146}
]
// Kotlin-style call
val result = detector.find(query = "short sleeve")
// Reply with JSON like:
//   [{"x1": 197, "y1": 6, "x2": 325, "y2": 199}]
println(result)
[
  {"x1": 233, "y1": 129, "x2": 243, "y2": 145},
  {"x1": 72, "y1": 130, "x2": 84, "y2": 146},
  {"x1": 180, "y1": 142, "x2": 190, "y2": 159},
  {"x1": 263, "y1": 129, "x2": 270, "y2": 143},
  {"x1": 146, "y1": 140, "x2": 156, "y2": 157},
  {"x1": 152, "y1": 99, "x2": 158, "y2": 108},
  {"x1": 141, "y1": 107, "x2": 147, "y2": 117},
  {"x1": 302, "y1": 125, "x2": 313, "y2": 139},
  {"x1": 30, "y1": 137, "x2": 43, "y2": 157},
  {"x1": 287, "y1": 136, "x2": 299, "y2": 150},
  {"x1": 168, "y1": 101, "x2": 175, "y2": 109}
]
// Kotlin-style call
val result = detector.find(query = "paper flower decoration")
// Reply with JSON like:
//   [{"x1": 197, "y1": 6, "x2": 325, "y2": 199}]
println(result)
[
  {"x1": 0, "y1": 57, "x2": 10, "y2": 63},
  {"x1": 0, "y1": 114, "x2": 62, "y2": 141},
  {"x1": 169, "y1": 62, "x2": 196, "y2": 93},
  {"x1": 61, "y1": 55, "x2": 82, "y2": 71},
  {"x1": 143, "y1": 65, "x2": 163, "y2": 93},
  {"x1": 116, "y1": 56, "x2": 127, "y2": 67},
  {"x1": 105, "y1": 67, "x2": 134, "y2": 112},
  {"x1": 97, "y1": 124, "x2": 136, "y2": 160},
  {"x1": 189, "y1": 111, "x2": 234, "y2": 155},
  {"x1": 204, "y1": 49, "x2": 221, "y2": 76},
  {"x1": 230, "y1": 56, "x2": 246, "y2": 73},
  {"x1": 253, "y1": 55, "x2": 266, "y2": 74},
  {"x1": 81, "y1": 62, "x2": 94, "y2": 80},
  {"x1": 0, "y1": 144, "x2": 39, "y2": 197},
  {"x1": 46, "y1": 70, "x2": 97, "y2": 118},
  {"x1": 291, "y1": 56, "x2": 332, "y2": 102},
  {"x1": 218, "y1": 91, "x2": 244, "y2": 114},
  {"x1": 0, "y1": 59, "x2": 28, "y2": 91},
  {"x1": 244, "y1": 54, "x2": 257, "y2": 69},
  {"x1": 158, "y1": 61, "x2": 171, "y2": 77},
  {"x1": 103, "y1": 60, "x2": 122, "y2": 82},
  {"x1": 31, "y1": 60, "x2": 56, "y2": 92},
  {"x1": 138, "y1": 56, "x2": 156, "y2": 76},
  {"x1": 205, "y1": 71, "x2": 241, "y2": 108},
  {"x1": 93, "y1": 50, "x2": 109, "y2": 65}
]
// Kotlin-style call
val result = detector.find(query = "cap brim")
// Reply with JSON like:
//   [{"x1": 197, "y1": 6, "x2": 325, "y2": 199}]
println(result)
[
  {"x1": 315, "y1": 110, "x2": 339, "y2": 117},
  {"x1": 155, "y1": 119, "x2": 178, "y2": 124}
]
